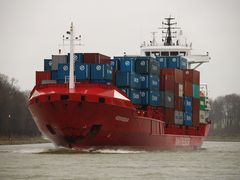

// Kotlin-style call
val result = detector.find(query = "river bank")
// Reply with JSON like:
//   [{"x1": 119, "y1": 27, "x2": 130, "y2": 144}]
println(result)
[
  {"x1": 0, "y1": 136, "x2": 50, "y2": 145},
  {"x1": 205, "y1": 135, "x2": 240, "y2": 142}
]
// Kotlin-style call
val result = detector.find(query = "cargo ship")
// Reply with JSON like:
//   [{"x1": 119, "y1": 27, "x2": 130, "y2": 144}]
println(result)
[{"x1": 28, "y1": 17, "x2": 211, "y2": 150}]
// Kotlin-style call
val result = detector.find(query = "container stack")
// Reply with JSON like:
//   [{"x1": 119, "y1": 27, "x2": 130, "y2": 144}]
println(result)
[
  {"x1": 135, "y1": 57, "x2": 160, "y2": 106},
  {"x1": 112, "y1": 55, "x2": 206, "y2": 127},
  {"x1": 183, "y1": 69, "x2": 200, "y2": 126},
  {"x1": 115, "y1": 56, "x2": 141, "y2": 104},
  {"x1": 37, "y1": 53, "x2": 113, "y2": 85},
  {"x1": 160, "y1": 68, "x2": 184, "y2": 125},
  {"x1": 37, "y1": 52, "x2": 207, "y2": 127},
  {"x1": 113, "y1": 56, "x2": 162, "y2": 105}
]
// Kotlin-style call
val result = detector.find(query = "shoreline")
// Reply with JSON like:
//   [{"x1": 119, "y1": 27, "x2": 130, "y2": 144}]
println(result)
[
  {"x1": 205, "y1": 135, "x2": 240, "y2": 142},
  {"x1": 0, "y1": 136, "x2": 50, "y2": 145}
]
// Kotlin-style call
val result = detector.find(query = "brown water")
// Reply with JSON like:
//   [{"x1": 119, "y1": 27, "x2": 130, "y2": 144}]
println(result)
[{"x1": 0, "y1": 141, "x2": 240, "y2": 180}]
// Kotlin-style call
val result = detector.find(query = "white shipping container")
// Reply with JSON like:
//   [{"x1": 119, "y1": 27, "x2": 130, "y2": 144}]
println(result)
[
  {"x1": 200, "y1": 110, "x2": 208, "y2": 124},
  {"x1": 178, "y1": 84, "x2": 183, "y2": 97},
  {"x1": 174, "y1": 111, "x2": 183, "y2": 125}
]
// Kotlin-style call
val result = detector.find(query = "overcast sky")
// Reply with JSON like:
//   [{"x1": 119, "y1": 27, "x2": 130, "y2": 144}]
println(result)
[{"x1": 0, "y1": 0, "x2": 240, "y2": 98}]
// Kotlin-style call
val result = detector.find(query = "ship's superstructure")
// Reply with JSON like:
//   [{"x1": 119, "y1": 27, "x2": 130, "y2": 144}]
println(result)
[{"x1": 28, "y1": 17, "x2": 211, "y2": 150}]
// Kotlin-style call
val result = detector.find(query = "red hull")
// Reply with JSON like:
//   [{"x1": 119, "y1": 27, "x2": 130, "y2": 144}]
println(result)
[{"x1": 28, "y1": 83, "x2": 210, "y2": 150}]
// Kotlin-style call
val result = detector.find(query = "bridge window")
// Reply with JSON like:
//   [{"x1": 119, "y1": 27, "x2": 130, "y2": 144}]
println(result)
[
  {"x1": 152, "y1": 52, "x2": 160, "y2": 56},
  {"x1": 180, "y1": 51, "x2": 186, "y2": 56},
  {"x1": 170, "y1": 51, "x2": 179, "y2": 56},
  {"x1": 145, "y1": 52, "x2": 150, "y2": 56},
  {"x1": 161, "y1": 51, "x2": 169, "y2": 56}
]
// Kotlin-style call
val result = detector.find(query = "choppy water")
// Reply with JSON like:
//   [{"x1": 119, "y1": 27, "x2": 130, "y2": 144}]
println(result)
[{"x1": 0, "y1": 141, "x2": 240, "y2": 180}]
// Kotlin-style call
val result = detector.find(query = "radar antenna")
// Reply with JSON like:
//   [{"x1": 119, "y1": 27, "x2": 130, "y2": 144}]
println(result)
[{"x1": 159, "y1": 15, "x2": 180, "y2": 46}]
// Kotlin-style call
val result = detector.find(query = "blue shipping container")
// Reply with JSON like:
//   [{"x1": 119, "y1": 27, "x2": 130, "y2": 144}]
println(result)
[
  {"x1": 57, "y1": 79, "x2": 65, "y2": 84},
  {"x1": 67, "y1": 53, "x2": 83, "y2": 64},
  {"x1": 111, "y1": 58, "x2": 119, "y2": 71},
  {"x1": 149, "y1": 75, "x2": 160, "y2": 91},
  {"x1": 118, "y1": 56, "x2": 137, "y2": 72},
  {"x1": 44, "y1": 59, "x2": 52, "y2": 71},
  {"x1": 156, "y1": 56, "x2": 167, "y2": 68},
  {"x1": 51, "y1": 70, "x2": 58, "y2": 80},
  {"x1": 180, "y1": 58, "x2": 187, "y2": 69},
  {"x1": 184, "y1": 96, "x2": 193, "y2": 112},
  {"x1": 139, "y1": 75, "x2": 160, "y2": 90},
  {"x1": 91, "y1": 64, "x2": 112, "y2": 80},
  {"x1": 148, "y1": 91, "x2": 161, "y2": 106},
  {"x1": 116, "y1": 72, "x2": 141, "y2": 89},
  {"x1": 140, "y1": 91, "x2": 148, "y2": 105},
  {"x1": 91, "y1": 79, "x2": 112, "y2": 84},
  {"x1": 167, "y1": 56, "x2": 181, "y2": 69},
  {"x1": 140, "y1": 75, "x2": 149, "y2": 89},
  {"x1": 120, "y1": 88, "x2": 129, "y2": 97},
  {"x1": 184, "y1": 111, "x2": 193, "y2": 126},
  {"x1": 119, "y1": 88, "x2": 141, "y2": 104},
  {"x1": 75, "y1": 63, "x2": 90, "y2": 80},
  {"x1": 129, "y1": 89, "x2": 141, "y2": 104},
  {"x1": 58, "y1": 64, "x2": 69, "y2": 80}
]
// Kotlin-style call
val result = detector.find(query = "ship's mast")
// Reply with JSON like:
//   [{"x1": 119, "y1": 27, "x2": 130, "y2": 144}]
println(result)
[
  {"x1": 151, "y1": 32, "x2": 158, "y2": 46},
  {"x1": 60, "y1": 23, "x2": 82, "y2": 90},
  {"x1": 159, "y1": 16, "x2": 180, "y2": 46},
  {"x1": 69, "y1": 22, "x2": 75, "y2": 89}
]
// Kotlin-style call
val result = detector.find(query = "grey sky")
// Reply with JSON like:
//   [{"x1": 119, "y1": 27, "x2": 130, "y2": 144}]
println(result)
[{"x1": 0, "y1": 0, "x2": 240, "y2": 98}]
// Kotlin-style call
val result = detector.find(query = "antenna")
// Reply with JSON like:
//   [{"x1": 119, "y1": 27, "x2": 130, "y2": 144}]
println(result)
[
  {"x1": 59, "y1": 23, "x2": 82, "y2": 90},
  {"x1": 151, "y1": 32, "x2": 158, "y2": 46},
  {"x1": 159, "y1": 16, "x2": 181, "y2": 46}
]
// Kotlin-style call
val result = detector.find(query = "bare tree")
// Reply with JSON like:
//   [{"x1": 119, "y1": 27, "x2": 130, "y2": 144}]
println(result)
[{"x1": 209, "y1": 94, "x2": 240, "y2": 136}]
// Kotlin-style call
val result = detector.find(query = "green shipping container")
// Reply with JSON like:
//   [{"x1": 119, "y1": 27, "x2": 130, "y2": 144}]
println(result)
[
  {"x1": 200, "y1": 97, "x2": 206, "y2": 110},
  {"x1": 193, "y1": 84, "x2": 200, "y2": 99}
]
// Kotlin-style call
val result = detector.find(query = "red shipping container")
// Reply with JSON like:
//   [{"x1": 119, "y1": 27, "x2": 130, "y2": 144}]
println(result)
[
  {"x1": 153, "y1": 107, "x2": 164, "y2": 121},
  {"x1": 160, "y1": 75, "x2": 175, "y2": 92},
  {"x1": 183, "y1": 69, "x2": 200, "y2": 84},
  {"x1": 192, "y1": 98, "x2": 200, "y2": 111},
  {"x1": 192, "y1": 110, "x2": 200, "y2": 126},
  {"x1": 36, "y1": 71, "x2": 51, "y2": 85},
  {"x1": 184, "y1": 81, "x2": 193, "y2": 96},
  {"x1": 175, "y1": 97, "x2": 183, "y2": 110},
  {"x1": 164, "y1": 108, "x2": 175, "y2": 124},
  {"x1": 83, "y1": 53, "x2": 111, "y2": 64},
  {"x1": 147, "y1": 105, "x2": 154, "y2": 118},
  {"x1": 161, "y1": 68, "x2": 183, "y2": 83}
]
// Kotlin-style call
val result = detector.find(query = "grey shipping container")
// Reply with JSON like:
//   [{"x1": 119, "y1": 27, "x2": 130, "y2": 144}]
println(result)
[
  {"x1": 135, "y1": 57, "x2": 160, "y2": 75},
  {"x1": 52, "y1": 55, "x2": 68, "y2": 70},
  {"x1": 41, "y1": 80, "x2": 57, "y2": 85},
  {"x1": 160, "y1": 91, "x2": 174, "y2": 108},
  {"x1": 174, "y1": 111, "x2": 183, "y2": 125}
]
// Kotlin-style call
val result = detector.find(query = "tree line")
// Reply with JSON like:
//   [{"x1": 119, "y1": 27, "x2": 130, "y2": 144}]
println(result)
[
  {"x1": 209, "y1": 94, "x2": 240, "y2": 136},
  {"x1": 0, "y1": 74, "x2": 40, "y2": 136},
  {"x1": 0, "y1": 73, "x2": 239, "y2": 137}
]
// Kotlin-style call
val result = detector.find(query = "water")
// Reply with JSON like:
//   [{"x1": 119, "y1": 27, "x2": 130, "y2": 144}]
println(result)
[{"x1": 0, "y1": 141, "x2": 240, "y2": 180}]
